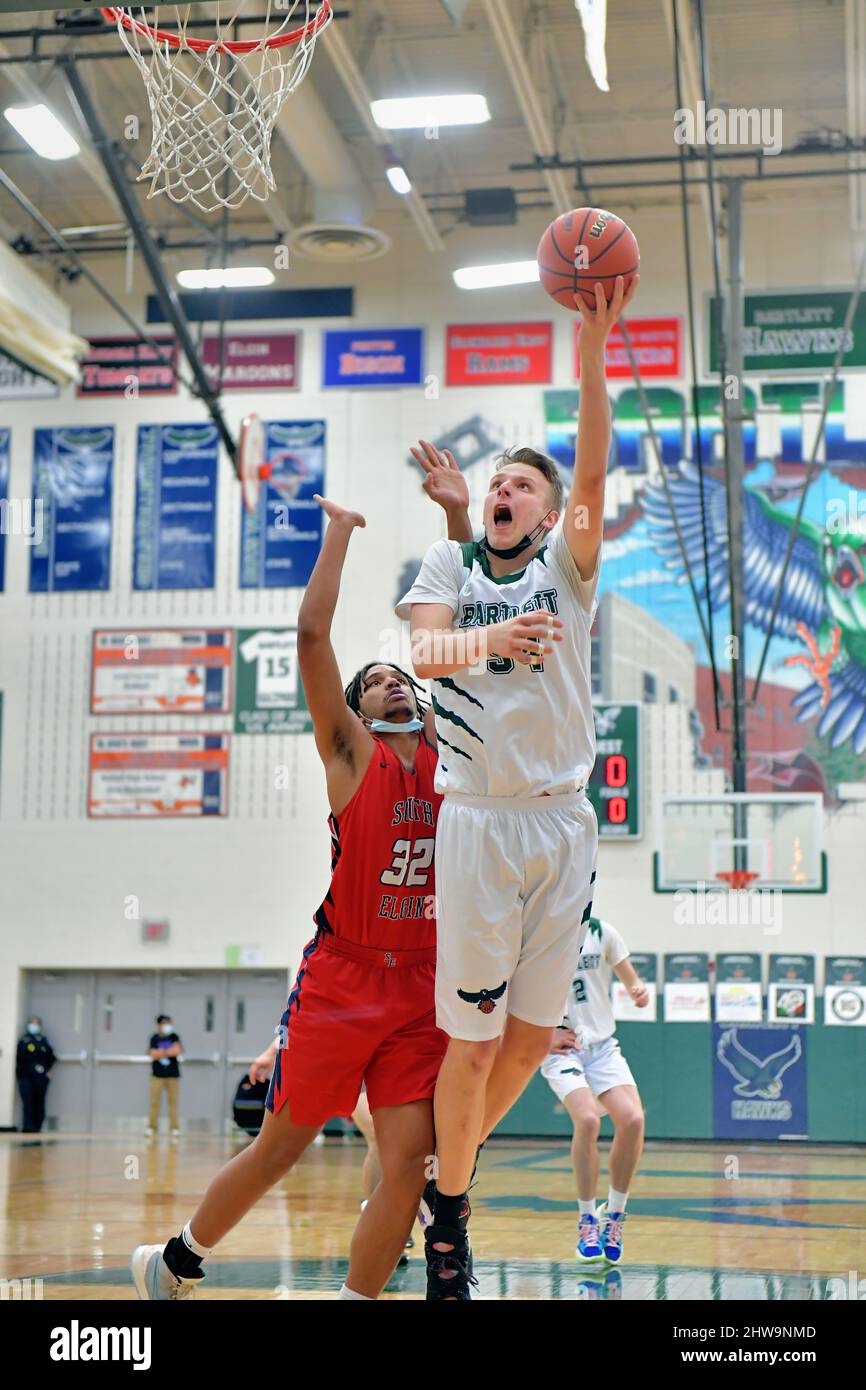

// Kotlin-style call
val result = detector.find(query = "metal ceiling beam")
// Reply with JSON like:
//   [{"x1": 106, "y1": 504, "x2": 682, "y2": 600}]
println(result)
[
  {"x1": 479, "y1": 0, "x2": 573, "y2": 217},
  {"x1": 63, "y1": 59, "x2": 236, "y2": 463},
  {"x1": 660, "y1": 0, "x2": 715, "y2": 245},
  {"x1": 320, "y1": 16, "x2": 445, "y2": 252},
  {"x1": 0, "y1": 35, "x2": 126, "y2": 220}
]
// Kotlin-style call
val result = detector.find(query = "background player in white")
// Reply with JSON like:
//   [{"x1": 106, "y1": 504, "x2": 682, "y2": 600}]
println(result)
[
  {"x1": 399, "y1": 275, "x2": 638, "y2": 1299},
  {"x1": 541, "y1": 915, "x2": 648, "y2": 1265}
]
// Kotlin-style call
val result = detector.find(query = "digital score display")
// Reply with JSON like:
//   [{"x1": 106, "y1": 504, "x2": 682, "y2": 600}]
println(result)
[{"x1": 587, "y1": 702, "x2": 641, "y2": 838}]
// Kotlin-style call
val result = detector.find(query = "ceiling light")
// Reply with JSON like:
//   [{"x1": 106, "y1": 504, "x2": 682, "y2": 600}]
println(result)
[
  {"x1": 386, "y1": 165, "x2": 412, "y2": 195},
  {"x1": 176, "y1": 267, "x2": 275, "y2": 290},
  {"x1": 4, "y1": 104, "x2": 80, "y2": 160},
  {"x1": 371, "y1": 94, "x2": 490, "y2": 129},
  {"x1": 453, "y1": 260, "x2": 540, "y2": 290}
]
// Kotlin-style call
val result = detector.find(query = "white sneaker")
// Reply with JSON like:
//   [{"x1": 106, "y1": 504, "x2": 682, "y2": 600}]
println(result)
[{"x1": 130, "y1": 1244, "x2": 201, "y2": 1301}]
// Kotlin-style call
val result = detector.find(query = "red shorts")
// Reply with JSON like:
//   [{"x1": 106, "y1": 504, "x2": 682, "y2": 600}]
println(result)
[{"x1": 266, "y1": 932, "x2": 448, "y2": 1128}]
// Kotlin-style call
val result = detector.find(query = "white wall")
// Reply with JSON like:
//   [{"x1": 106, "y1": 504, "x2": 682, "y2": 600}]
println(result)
[{"x1": 1, "y1": 193, "x2": 863, "y2": 1122}]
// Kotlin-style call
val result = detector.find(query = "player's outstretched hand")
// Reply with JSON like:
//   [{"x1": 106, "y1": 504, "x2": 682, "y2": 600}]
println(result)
[
  {"x1": 574, "y1": 273, "x2": 640, "y2": 346},
  {"x1": 488, "y1": 609, "x2": 564, "y2": 666},
  {"x1": 313, "y1": 494, "x2": 366, "y2": 529},
  {"x1": 410, "y1": 439, "x2": 470, "y2": 514}
]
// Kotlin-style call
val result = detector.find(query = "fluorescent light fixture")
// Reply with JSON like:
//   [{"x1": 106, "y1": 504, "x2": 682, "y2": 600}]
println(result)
[
  {"x1": 453, "y1": 260, "x2": 540, "y2": 290},
  {"x1": 4, "y1": 104, "x2": 80, "y2": 160},
  {"x1": 386, "y1": 165, "x2": 412, "y2": 195},
  {"x1": 176, "y1": 267, "x2": 275, "y2": 290},
  {"x1": 371, "y1": 94, "x2": 490, "y2": 129}
]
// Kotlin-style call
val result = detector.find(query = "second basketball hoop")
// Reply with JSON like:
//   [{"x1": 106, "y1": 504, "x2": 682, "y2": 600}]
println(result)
[{"x1": 101, "y1": 1, "x2": 333, "y2": 213}]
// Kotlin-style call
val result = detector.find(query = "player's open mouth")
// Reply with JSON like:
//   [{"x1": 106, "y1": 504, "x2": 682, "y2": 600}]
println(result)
[{"x1": 493, "y1": 503, "x2": 512, "y2": 530}]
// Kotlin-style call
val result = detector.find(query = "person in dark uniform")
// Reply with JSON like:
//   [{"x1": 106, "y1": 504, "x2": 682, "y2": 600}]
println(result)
[
  {"x1": 147, "y1": 1015, "x2": 182, "y2": 1137},
  {"x1": 16, "y1": 1016, "x2": 56, "y2": 1133}
]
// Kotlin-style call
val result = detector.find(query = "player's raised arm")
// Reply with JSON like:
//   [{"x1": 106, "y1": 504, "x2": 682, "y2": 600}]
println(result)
[
  {"x1": 298, "y1": 497, "x2": 375, "y2": 782},
  {"x1": 567, "y1": 274, "x2": 639, "y2": 577},
  {"x1": 409, "y1": 603, "x2": 563, "y2": 681},
  {"x1": 410, "y1": 438, "x2": 474, "y2": 543}
]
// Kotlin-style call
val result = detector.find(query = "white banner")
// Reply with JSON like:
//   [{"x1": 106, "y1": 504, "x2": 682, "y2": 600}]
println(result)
[
  {"x1": 612, "y1": 981, "x2": 657, "y2": 1021},
  {"x1": 715, "y1": 981, "x2": 763, "y2": 1024},
  {"x1": 575, "y1": 0, "x2": 609, "y2": 92},
  {"x1": 824, "y1": 984, "x2": 866, "y2": 1026},
  {"x1": 663, "y1": 980, "x2": 711, "y2": 1022}
]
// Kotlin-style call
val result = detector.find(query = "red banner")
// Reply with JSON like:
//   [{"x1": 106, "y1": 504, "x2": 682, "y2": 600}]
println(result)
[
  {"x1": 446, "y1": 321, "x2": 552, "y2": 386},
  {"x1": 575, "y1": 317, "x2": 682, "y2": 379},
  {"x1": 78, "y1": 337, "x2": 178, "y2": 396},
  {"x1": 202, "y1": 332, "x2": 299, "y2": 390}
]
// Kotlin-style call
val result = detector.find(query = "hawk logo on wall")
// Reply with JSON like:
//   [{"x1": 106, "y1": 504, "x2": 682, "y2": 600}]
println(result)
[{"x1": 716, "y1": 1028, "x2": 802, "y2": 1100}]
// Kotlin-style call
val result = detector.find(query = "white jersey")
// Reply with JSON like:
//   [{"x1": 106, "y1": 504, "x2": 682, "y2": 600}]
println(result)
[
  {"x1": 562, "y1": 917, "x2": 629, "y2": 1049},
  {"x1": 396, "y1": 525, "x2": 600, "y2": 797}
]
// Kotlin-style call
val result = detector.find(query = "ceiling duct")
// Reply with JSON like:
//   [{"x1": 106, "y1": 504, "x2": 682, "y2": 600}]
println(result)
[{"x1": 274, "y1": 76, "x2": 391, "y2": 262}]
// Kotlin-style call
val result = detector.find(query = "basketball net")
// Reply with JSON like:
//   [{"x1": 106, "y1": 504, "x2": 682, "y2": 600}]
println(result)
[
  {"x1": 715, "y1": 870, "x2": 760, "y2": 892},
  {"x1": 102, "y1": 2, "x2": 333, "y2": 213}
]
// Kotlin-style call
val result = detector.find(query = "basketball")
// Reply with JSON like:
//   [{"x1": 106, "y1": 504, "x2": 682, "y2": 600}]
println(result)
[{"x1": 536, "y1": 207, "x2": 640, "y2": 312}]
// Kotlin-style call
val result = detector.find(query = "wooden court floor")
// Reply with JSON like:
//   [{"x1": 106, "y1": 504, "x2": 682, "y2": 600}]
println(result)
[{"x1": 2, "y1": 1132, "x2": 864, "y2": 1299}]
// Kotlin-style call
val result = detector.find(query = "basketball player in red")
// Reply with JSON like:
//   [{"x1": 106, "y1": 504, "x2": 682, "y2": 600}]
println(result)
[{"x1": 131, "y1": 479, "x2": 472, "y2": 1301}]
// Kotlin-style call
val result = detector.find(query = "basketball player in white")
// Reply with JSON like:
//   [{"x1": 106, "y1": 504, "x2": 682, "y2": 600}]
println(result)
[
  {"x1": 398, "y1": 274, "x2": 638, "y2": 1299},
  {"x1": 541, "y1": 915, "x2": 647, "y2": 1265}
]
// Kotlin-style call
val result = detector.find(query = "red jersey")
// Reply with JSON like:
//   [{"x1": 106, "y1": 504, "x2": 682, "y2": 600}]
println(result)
[{"x1": 312, "y1": 734, "x2": 442, "y2": 950}]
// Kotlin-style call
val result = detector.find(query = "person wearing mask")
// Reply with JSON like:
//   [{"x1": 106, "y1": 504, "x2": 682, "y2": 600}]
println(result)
[
  {"x1": 147, "y1": 1015, "x2": 182, "y2": 1138},
  {"x1": 16, "y1": 1016, "x2": 56, "y2": 1134}
]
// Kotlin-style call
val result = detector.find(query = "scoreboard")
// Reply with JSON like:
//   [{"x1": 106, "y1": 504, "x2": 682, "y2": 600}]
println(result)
[{"x1": 587, "y1": 702, "x2": 642, "y2": 838}]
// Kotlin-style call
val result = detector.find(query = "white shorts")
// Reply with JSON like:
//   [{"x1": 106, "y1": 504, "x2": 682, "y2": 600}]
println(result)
[
  {"x1": 541, "y1": 1036, "x2": 636, "y2": 1103},
  {"x1": 434, "y1": 790, "x2": 598, "y2": 1041}
]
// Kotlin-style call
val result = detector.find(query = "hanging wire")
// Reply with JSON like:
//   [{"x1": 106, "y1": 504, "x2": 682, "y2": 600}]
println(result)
[{"x1": 672, "y1": 0, "x2": 721, "y2": 731}]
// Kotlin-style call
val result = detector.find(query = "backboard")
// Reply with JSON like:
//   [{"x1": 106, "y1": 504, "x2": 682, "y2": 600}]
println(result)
[{"x1": 654, "y1": 793, "x2": 826, "y2": 893}]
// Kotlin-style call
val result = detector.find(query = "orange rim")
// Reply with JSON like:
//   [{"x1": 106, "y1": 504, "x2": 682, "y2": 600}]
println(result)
[{"x1": 100, "y1": 1, "x2": 332, "y2": 55}]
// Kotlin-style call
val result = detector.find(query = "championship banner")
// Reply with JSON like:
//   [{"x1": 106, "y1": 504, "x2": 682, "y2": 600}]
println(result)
[
  {"x1": 322, "y1": 328, "x2": 423, "y2": 388},
  {"x1": 824, "y1": 956, "x2": 866, "y2": 1027},
  {"x1": 575, "y1": 317, "x2": 682, "y2": 379},
  {"x1": 30, "y1": 426, "x2": 114, "y2": 593},
  {"x1": 715, "y1": 953, "x2": 763, "y2": 1024},
  {"x1": 709, "y1": 290, "x2": 866, "y2": 373},
  {"x1": 77, "y1": 337, "x2": 178, "y2": 396},
  {"x1": 612, "y1": 951, "x2": 657, "y2": 1021},
  {"x1": 0, "y1": 427, "x2": 8, "y2": 592},
  {"x1": 134, "y1": 423, "x2": 219, "y2": 591},
  {"x1": 0, "y1": 349, "x2": 59, "y2": 400},
  {"x1": 446, "y1": 322, "x2": 552, "y2": 386},
  {"x1": 768, "y1": 954, "x2": 816, "y2": 1025},
  {"x1": 202, "y1": 332, "x2": 299, "y2": 391},
  {"x1": 663, "y1": 953, "x2": 711, "y2": 1022},
  {"x1": 234, "y1": 628, "x2": 312, "y2": 734},
  {"x1": 88, "y1": 732, "x2": 229, "y2": 818},
  {"x1": 713, "y1": 1024, "x2": 807, "y2": 1139},
  {"x1": 91, "y1": 629, "x2": 233, "y2": 714},
  {"x1": 239, "y1": 420, "x2": 325, "y2": 590}
]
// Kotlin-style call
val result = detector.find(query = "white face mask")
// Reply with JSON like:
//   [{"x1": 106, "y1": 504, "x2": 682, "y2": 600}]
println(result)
[{"x1": 160, "y1": 1024, "x2": 172, "y2": 1036}]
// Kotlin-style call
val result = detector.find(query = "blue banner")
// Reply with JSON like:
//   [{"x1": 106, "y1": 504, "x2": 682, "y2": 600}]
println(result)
[
  {"x1": 323, "y1": 327, "x2": 424, "y2": 387},
  {"x1": 0, "y1": 427, "x2": 8, "y2": 591},
  {"x1": 134, "y1": 423, "x2": 219, "y2": 591},
  {"x1": 30, "y1": 426, "x2": 114, "y2": 592},
  {"x1": 240, "y1": 420, "x2": 325, "y2": 590},
  {"x1": 713, "y1": 1023, "x2": 807, "y2": 1139}
]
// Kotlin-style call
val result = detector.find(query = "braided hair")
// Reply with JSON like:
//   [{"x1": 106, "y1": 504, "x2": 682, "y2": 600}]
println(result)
[{"x1": 343, "y1": 661, "x2": 429, "y2": 718}]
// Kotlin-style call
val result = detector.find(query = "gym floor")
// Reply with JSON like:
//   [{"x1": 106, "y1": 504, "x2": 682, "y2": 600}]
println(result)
[{"x1": 3, "y1": 1134, "x2": 862, "y2": 1300}]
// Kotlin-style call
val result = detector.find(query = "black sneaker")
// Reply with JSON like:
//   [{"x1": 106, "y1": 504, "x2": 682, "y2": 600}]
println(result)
[{"x1": 424, "y1": 1223, "x2": 478, "y2": 1301}]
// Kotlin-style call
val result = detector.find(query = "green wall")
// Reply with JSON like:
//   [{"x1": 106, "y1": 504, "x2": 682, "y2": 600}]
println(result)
[{"x1": 495, "y1": 1010, "x2": 866, "y2": 1143}]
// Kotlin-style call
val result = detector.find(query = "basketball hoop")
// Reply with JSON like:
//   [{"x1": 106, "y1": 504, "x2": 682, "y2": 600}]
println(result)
[
  {"x1": 101, "y1": 2, "x2": 333, "y2": 212},
  {"x1": 237, "y1": 412, "x2": 270, "y2": 512},
  {"x1": 715, "y1": 870, "x2": 760, "y2": 892}
]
